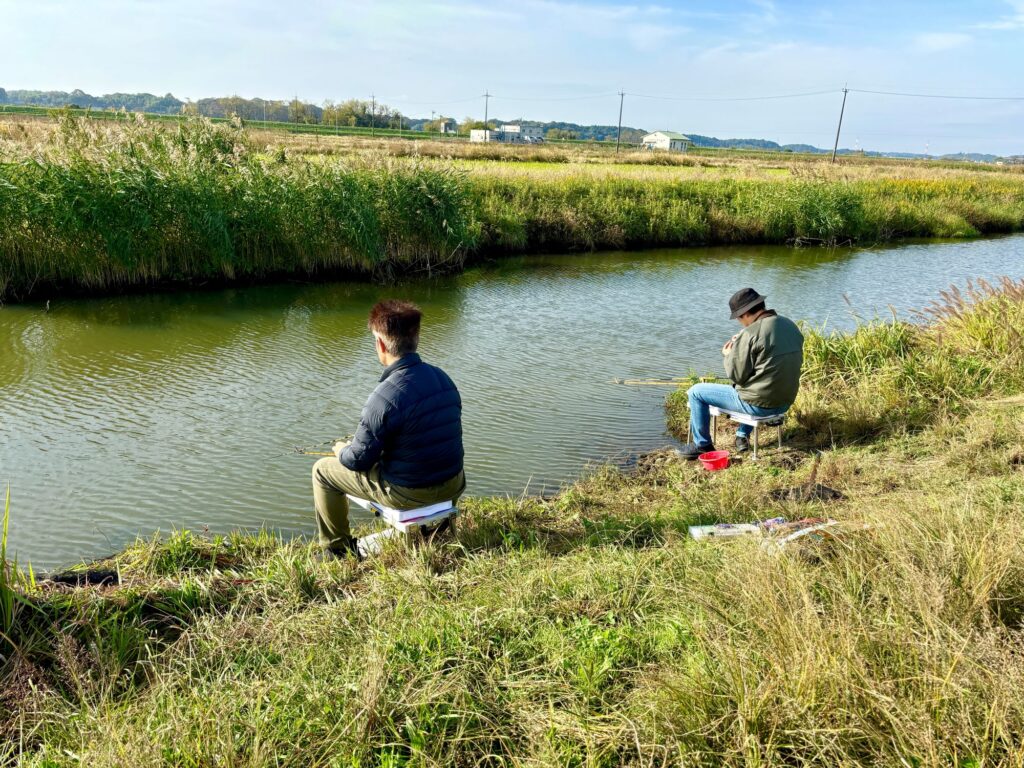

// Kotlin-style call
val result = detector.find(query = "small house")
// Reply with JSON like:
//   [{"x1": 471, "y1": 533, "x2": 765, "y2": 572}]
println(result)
[
  {"x1": 499, "y1": 124, "x2": 544, "y2": 143},
  {"x1": 641, "y1": 131, "x2": 692, "y2": 153},
  {"x1": 470, "y1": 129, "x2": 497, "y2": 143}
]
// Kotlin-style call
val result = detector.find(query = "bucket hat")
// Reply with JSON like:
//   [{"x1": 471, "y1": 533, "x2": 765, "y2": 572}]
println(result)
[{"x1": 729, "y1": 288, "x2": 767, "y2": 319}]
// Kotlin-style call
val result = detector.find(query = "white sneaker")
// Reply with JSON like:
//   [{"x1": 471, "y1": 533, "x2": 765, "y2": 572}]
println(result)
[{"x1": 356, "y1": 528, "x2": 398, "y2": 558}]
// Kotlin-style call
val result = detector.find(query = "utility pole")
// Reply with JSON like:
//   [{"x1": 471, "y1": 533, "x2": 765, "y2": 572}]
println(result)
[
  {"x1": 831, "y1": 86, "x2": 848, "y2": 164},
  {"x1": 371, "y1": 94, "x2": 376, "y2": 137},
  {"x1": 483, "y1": 90, "x2": 491, "y2": 137},
  {"x1": 615, "y1": 91, "x2": 625, "y2": 153}
]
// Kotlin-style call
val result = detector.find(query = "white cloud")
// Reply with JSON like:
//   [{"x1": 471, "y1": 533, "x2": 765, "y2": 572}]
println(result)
[
  {"x1": 522, "y1": 1, "x2": 688, "y2": 50},
  {"x1": 974, "y1": 0, "x2": 1024, "y2": 30},
  {"x1": 913, "y1": 32, "x2": 973, "y2": 51},
  {"x1": 749, "y1": 0, "x2": 779, "y2": 25},
  {"x1": 624, "y1": 22, "x2": 686, "y2": 49}
]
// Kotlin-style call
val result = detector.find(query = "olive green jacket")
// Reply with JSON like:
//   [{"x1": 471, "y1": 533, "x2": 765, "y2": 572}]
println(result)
[{"x1": 723, "y1": 311, "x2": 804, "y2": 408}]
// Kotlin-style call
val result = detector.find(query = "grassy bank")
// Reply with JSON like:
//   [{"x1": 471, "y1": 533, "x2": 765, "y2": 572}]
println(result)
[
  {"x1": 470, "y1": 173, "x2": 1024, "y2": 253},
  {"x1": 3, "y1": 283, "x2": 1024, "y2": 765},
  {"x1": 0, "y1": 116, "x2": 476, "y2": 301},
  {"x1": 2, "y1": 116, "x2": 1024, "y2": 301}
]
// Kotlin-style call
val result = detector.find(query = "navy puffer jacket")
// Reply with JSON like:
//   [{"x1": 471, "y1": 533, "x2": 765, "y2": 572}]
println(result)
[{"x1": 340, "y1": 353, "x2": 464, "y2": 488}]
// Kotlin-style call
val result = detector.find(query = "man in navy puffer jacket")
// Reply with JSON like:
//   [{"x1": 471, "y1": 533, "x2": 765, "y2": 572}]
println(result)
[{"x1": 312, "y1": 300, "x2": 465, "y2": 557}]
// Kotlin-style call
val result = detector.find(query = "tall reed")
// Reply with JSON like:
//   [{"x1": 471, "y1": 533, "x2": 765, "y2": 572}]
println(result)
[
  {"x1": 468, "y1": 173, "x2": 1024, "y2": 253},
  {"x1": 0, "y1": 485, "x2": 34, "y2": 672},
  {"x1": 0, "y1": 116, "x2": 476, "y2": 300},
  {"x1": 2, "y1": 115, "x2": 1024, "y2": 301},
  {"x1": 0, "y1": 486, "x2": 13, "y2": 652}
]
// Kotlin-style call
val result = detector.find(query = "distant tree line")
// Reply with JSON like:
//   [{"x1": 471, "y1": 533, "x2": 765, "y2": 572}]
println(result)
[
  {"x1": 0, "y1": 89, "x2": 409, "y2": 128},
  {"x1": 1, "y1": 88, "x2": 1004, "y2": 160},
  {"x1": 321, "y1": 99, "x2": 405, "y2": 129},
  {"x1": 0, "y1": 88, "x2": 659, "y2": 141},
  {"x1": 0, "y1": 88, "x2": 185, "y2": 113}
]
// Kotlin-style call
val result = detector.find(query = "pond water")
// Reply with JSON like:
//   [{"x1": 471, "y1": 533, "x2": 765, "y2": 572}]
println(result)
[{"x1": 2, "y1": 235, "x2": 1023, "y2": 569}]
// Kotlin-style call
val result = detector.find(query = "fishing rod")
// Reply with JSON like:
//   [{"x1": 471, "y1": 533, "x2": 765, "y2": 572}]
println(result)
[
  {"x1": 612, "y1": 376, "x2": 732, "y2": 387},
  {"x1": 292, "y1": 435, "x2": 354, "y2": 458},
  {"x1": 613, "y1": 378, "x2": 689, "y2": 387}
]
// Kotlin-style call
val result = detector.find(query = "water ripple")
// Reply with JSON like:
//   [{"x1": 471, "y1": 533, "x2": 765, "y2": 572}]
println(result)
[{"x1": 2, "y1": 236, "x2": 1022, "y2": 569}]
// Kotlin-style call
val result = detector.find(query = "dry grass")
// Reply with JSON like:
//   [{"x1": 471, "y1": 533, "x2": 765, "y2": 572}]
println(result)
[{"x1": 240, "y1": 128, "x2": 1024, "y2": 177}]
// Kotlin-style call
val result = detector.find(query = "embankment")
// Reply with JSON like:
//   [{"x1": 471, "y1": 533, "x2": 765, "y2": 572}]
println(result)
[
  {"x1": 2, "y1": 280, "x2": 1024, "y2": 765},
  {"x1": 472, "y1": 173, "x2": 1024, "y2": 254},
  {"x1": 2, "y1": 116, "x2": 1024, "y2": 301}
]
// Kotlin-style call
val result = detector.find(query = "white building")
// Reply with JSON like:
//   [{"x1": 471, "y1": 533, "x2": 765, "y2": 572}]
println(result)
[
  {"x1": 470, "y1": 124, "x2": 544, "y2": 143},
  {"x1": 499, "y1": 124, "x2": 544, "y2": 142},
  {"x1": 641, "y1": 131, "x2": 692, "y2": 153}
]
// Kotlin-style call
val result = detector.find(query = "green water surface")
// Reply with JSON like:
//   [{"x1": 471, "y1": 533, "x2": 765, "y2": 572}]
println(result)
[{"x1": 2, "y1": 236, "x2": 1022, "y2": 568}]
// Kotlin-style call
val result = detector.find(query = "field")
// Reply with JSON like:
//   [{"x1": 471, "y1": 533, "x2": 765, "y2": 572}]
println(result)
[
  {"x1": 1, "y1": 113, "x2": 1023, "y2": 302},
  {"x1": 2, "y1": 279, "x2": 1024, "y2": 765}
]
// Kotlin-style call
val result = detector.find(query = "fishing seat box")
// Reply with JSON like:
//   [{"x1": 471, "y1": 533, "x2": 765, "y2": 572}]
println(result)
[
  {"x1": 706, "y1": 406, "x2": 787, "y2": 460},
  {"x1": 347, "y1": 494, "x2": 456, "y2": 535}
]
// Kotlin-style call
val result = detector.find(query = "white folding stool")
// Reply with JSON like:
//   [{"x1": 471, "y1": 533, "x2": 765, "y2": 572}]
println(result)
[
  {"x1": 347, "y1": 496, "x2": 457, "y2": 556},
  {"x1": 708, "y1": 405, "x2": 787, "y2": 461}
]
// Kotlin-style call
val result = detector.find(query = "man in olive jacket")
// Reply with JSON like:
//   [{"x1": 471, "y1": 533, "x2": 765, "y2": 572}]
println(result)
[{"x1": 678, "y1": 288, "x2": 804, "y2": 459}]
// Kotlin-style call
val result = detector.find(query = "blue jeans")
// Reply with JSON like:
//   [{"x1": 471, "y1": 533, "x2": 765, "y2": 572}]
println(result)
[{"x1": 687, "y1": 383, "x2": 789, "y2": 448}]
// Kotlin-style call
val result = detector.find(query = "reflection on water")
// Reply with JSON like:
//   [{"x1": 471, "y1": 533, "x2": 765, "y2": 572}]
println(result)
[{"x1": 2, "y1": 236, "x2": 1022, "y2": 568}]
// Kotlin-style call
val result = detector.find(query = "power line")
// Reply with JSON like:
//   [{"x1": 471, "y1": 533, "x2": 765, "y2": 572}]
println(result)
[
  {"x1": 375, "y1": 95, "x2": 482, "y2": 106},
  {"x1": 628, "y1": 88, "x2": 840, "y2": 102},
  {"x1": 849, "y1": 88, "x2": 1024, "y2": 101},
  {"x1": 494, "y1": 92, "x2": 618, "y2": 102},
  {"x1": 199, "y1": 84, "x2": 1024, "y2": 113},
  {"x1": 373, "y1": 88, "x2": 835, "y2": 108}
]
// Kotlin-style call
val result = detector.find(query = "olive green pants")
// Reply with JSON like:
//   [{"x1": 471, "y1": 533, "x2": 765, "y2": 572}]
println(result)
[{"x1": 311, "y1": 456, "x2": 466, "y2": 553}]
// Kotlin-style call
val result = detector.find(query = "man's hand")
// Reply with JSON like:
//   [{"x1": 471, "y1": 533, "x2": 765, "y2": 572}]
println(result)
[
  {"x1": 722, "y1": 334, "x2": 739, "y2": 355},
  {"x1": 333, "y1": 440, "x2": 350, "y2": 459}
]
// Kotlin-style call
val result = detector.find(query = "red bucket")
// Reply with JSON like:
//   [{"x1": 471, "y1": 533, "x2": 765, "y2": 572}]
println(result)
[{"x1": 698, "y1": 450, "x2": 730, "y2": 471}]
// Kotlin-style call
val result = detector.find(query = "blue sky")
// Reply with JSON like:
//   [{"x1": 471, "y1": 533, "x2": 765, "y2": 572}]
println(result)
[{"x1": 2, "y1": 0, "x2": 1022, "y2": 154}]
